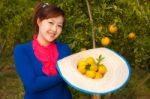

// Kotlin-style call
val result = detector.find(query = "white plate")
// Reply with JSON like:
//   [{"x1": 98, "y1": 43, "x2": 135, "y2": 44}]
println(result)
[{"x1": 57, "y1": 47, "x2": 130, "y2": 94}]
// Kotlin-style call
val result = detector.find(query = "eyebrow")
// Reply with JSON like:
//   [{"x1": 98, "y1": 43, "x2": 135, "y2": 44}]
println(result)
[{"x1": 48, "y1": 19, "x2": 63, "y2": 25}]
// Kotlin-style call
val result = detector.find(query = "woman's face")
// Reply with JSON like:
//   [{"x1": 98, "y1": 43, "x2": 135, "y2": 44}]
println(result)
[{"x1": 37, "y1": 16, "x2": 64, "y2": 46}]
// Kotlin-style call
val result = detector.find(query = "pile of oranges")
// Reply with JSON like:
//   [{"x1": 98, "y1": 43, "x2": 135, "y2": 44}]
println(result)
[{"x1": 77, "y1": 55, "x2": 107, "y2": 79}]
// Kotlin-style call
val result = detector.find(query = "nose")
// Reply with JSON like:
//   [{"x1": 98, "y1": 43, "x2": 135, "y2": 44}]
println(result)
[{"x1": 51, "y1": 25, "x2": 57, "y2": 32}]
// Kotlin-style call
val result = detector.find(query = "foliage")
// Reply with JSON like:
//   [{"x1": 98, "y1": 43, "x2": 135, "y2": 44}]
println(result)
[
  {"x1": 0, "y1": 0, "x2": 150, "y2": 98},
  {"x1": 0, "y1": 0, "x2": 35, "y2": 57}
]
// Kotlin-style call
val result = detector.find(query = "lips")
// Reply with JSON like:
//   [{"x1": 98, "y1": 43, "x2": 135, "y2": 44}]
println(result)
[
  {"x1": 49, "y1": 33, "x2": 55, "y2": 36},
  {"x1": 48, "y1": 33, "x2": 55, "y2": 38}
]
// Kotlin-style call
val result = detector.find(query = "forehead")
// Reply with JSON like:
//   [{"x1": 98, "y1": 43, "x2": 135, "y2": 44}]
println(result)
[{"x1": 46, "y1": 16, "x2": 64, "y2": 23}]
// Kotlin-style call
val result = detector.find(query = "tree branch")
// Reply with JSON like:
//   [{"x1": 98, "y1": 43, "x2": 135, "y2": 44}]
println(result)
[{"x1": 85, "y1": 0, "x2": 96, "y2": 48}]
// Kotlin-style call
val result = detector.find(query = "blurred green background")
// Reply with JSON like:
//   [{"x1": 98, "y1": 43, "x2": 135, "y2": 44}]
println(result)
[{"x1": 0, "y1": 0, "x2": 150, "y2": 99}]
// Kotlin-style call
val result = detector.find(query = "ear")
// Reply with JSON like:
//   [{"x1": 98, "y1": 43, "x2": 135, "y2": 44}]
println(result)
[{"x1": 37, "y1": 18, "x2": 41, "y2": 26}]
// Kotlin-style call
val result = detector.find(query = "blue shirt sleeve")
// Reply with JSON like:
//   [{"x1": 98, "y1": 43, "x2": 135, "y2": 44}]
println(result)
[
  {"x1": 14, "y1": 45, "x2": 63, "y2": 94},
  {"x1": 64, "y1": 44, "x2": 72, "y2": 56}
]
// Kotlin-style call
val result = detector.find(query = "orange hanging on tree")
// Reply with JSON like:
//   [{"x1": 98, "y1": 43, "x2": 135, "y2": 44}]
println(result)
[
  {"x1": 128, "y1": 32, "x2": 136, "y2": 40},
  {"x1": 108, "y1": 24, "x2": 118, "y2": 33},
  {"x1": 101, "y1": 37, "x2": 111, "y2": 46}
]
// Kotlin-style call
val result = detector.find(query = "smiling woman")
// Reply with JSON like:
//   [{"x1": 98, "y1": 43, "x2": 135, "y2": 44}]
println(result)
[
  {"x1": 13, "y1": 2, "x2": 72, "y2": 99},
  {"x1": 37, "y1": 16, "x2": 64, "y2": 45}
]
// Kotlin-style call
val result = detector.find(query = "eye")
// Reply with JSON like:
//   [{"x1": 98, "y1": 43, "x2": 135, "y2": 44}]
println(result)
[
  {"x1": 58, "y1": 25, "x2": 63, "y2": 28},
  {"x1": 48, "y1": 22, "x2": 54, "y2": 25}
]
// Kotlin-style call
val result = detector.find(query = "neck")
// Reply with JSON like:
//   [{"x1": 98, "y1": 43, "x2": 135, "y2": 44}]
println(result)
[{"x1": 36, "y1": 35, "x2": 50, "y2": 47}]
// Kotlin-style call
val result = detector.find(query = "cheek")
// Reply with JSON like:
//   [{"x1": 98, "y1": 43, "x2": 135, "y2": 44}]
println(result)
[
  {"x1": 56, "y1": 30, "x2": 62, "y2": 36},
  {"x1": 39, "y1": 23, "x2": 49, "y2": 32},
  {"x1": 57, "y1": 28, "x2": 62, "y2": 34}
]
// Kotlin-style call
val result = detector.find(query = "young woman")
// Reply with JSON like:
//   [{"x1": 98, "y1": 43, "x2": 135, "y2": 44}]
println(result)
[{"x1": 14, "y1": 2, "x2": 72, "y2": 99}]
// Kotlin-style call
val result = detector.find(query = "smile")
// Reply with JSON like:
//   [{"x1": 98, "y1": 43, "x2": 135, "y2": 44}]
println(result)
[{"x1": 49, "y1": 33, "x2": 55, "y2": 37}]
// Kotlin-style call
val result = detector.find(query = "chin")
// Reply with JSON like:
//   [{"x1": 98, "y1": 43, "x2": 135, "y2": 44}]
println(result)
[{"x1": 48, "y1": 39, "x2": 55, "y2": 43}]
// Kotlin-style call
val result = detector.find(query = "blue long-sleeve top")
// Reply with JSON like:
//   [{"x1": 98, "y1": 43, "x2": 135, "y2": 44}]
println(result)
[{"x1": 14, "y1": 42, "x2": 72, "y2": 99}]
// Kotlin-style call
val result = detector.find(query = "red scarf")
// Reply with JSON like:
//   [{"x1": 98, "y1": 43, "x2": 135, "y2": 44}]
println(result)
[{"x1": 32, "y1": 35, "x2": 58, "y2": 76}]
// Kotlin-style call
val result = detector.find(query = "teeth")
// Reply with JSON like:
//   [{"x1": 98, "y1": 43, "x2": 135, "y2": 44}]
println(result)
[{"x1": 49, "y1": 34, "x2": 55, "y2": 37}]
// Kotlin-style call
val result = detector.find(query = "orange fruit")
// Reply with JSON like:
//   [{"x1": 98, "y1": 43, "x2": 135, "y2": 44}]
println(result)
[
  {"x1": 85, "y1": 70, "x2": 96, "y2": 78},
  {"x1": 80, "y1": 48, "x2": 87, "y2": 51},
  {"x1": 128, "y1": 32, "x2": 136, "y2": 39},
  {"x1": 94, "y1": 72, "x2": 103, "y2": 79},
  {"x1": 101, "y1": 37, "x2": 111, "y2": 46},
  {"x1": 98, "y1": 64, "x2": 107, "y2": 74},
  {"x1": 90, "y1": 64, "x2": 98, "y2": 72},
  {"x1": 77, "y1": 60, "x2": 87, "y2": 68},
  {"x1": 85, "y1": 57, "x2": 96, "y2": 65},
  {"x1": 77, "y1": 60, "x2": 87, "y2": 74},
  {"x1": 108, "y1": 24, "x2": 118, "y2": 33},
  {"x1": 78, "y1": 66, "x2": 86, "y2": 74}
]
